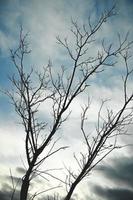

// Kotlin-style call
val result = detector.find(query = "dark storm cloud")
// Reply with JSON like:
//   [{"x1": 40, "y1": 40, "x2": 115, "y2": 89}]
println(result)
[
  {"x1": 16, "y1": 166, "x2": 26, "y2": 174},
  {"x1": 0, "y1": 190, "x2": 19, "y2": 200},
  {"x1": 0, "y1": 183, "x2": 19, "y2": 200},
  {"x1": 93, "y1": 185, "x2": 133, "y2": 200},
  {"x1": 97, "y1": 156, "x2": 133, "y2": 187},
  {"x1": 0, "y1": 190, "x2": 12, "y2": 200},
  {"x1": 90, "y1": 155, "x2": 133, "y2": 200},
  {"x1": 0, "y1": 173, "x2": 21, "y2": 200}
]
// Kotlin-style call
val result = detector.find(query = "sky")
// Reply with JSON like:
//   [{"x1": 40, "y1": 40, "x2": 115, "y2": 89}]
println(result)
[{"x1": 0, "y1": 0, "x2": 133, "y2": 200}]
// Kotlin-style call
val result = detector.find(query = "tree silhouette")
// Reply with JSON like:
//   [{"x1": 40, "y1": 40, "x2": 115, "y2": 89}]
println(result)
[{"x1": 6, "y1": 5, "x2": 133, "y2": 200}]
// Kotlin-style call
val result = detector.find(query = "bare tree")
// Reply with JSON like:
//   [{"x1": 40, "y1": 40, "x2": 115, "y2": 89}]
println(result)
[{"x1": 7, "y1": 5, "x2": 133, "y2": 200}]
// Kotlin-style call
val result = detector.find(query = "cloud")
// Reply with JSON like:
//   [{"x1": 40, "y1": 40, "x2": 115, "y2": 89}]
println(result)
[
  {"x1": 90, "y1": 155, "x2": 133, "y2": 200},
  {"x1": 0, "y1": 0, "x2": 133, "y2": 199},
  {"x1": 0, "y1": 31, "x2": 16, "y2": 56},
  {"x1": 0, "y1": 182, "x2": 19, "y2": 200},
  {"x1": 0, "y1": 0, "x2": 20, "y2": 56},
  {"x1": 93, "y1": 185, "x2": 133, "y2": 200},
  {"x1": 97, "y1": 155, "x2": 133, "y2": 189},
  {"x1": 0, "y1": 190, "x2": 14, "y2": 200},
  {"x1": 16, "y1": 167, "x2": 26, "y2": 175}
]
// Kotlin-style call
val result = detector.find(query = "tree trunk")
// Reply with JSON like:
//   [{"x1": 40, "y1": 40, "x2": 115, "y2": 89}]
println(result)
[
  {"x1": 64, "y1": 166, "x2": 87, "y2": 200},
  {"x1": 64, "y1": 183, "x2": 77, "y2": 200},
  {"x1": 20, "y1": 163, "x2": 34, "y2": 200},
  {"x1": 20, "y1": 172, "x2": 30, "y2": 200}
]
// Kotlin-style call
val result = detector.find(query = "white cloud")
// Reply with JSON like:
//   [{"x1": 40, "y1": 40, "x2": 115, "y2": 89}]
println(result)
[
  {"x1": 0, "y1": 31, "x2": 16, "y2": 56},
  {"x1": 0, "y1": 120, "x2": 25, "y2": 168}
]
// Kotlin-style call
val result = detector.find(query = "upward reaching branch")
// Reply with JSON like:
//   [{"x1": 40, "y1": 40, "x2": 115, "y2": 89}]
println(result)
[{"x1": 6, "y1": 5, "x2": 133, "y2": 200}]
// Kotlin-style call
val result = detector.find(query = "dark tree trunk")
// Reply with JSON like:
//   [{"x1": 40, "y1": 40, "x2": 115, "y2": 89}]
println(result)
[
  {"x1": 64, "y1": 166, "x2": 88, "y2": 200},
  {"x1": 20, "y1": 172, "x2": 30, "y2": 200},
  {"x1": 64, "y1": 183, "x2": 77, "y2": 200},
  {"x1": 20, "y1": 152, "x2": 39, "y2": 200},
  {"x1": 20, "y1": 162, "x2": 35, "y2": 200}
]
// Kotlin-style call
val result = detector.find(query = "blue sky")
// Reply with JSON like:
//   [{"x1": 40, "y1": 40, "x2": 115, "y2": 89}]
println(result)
[{"x1": 0, "y1": 0, "x2": 133, "y2": 200}]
